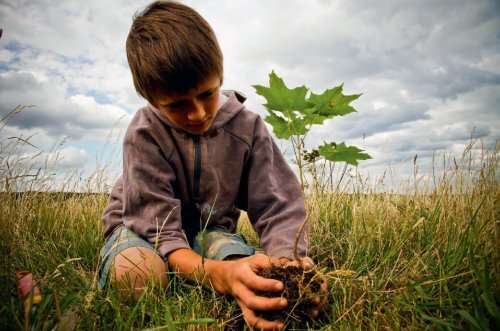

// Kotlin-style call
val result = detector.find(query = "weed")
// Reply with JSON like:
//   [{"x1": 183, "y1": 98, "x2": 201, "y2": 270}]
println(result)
[{"x1": 1, "y1": 105, "x2": 498, "y2": 330}]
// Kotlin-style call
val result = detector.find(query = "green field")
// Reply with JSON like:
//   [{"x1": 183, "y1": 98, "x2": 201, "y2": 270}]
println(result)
[{"x1": 1, "y1": 140, "x2": 498, "y2": 330}]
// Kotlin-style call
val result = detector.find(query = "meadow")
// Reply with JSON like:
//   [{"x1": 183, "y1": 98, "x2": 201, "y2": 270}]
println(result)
[{"x1": 0, "y1": 113, "x2": 498, "y2": 329}]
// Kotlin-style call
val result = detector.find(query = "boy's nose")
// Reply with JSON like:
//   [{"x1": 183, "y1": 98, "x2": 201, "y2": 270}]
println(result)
[{"x1": 187, "y1": 100, "x2": 206, "y2": 121}]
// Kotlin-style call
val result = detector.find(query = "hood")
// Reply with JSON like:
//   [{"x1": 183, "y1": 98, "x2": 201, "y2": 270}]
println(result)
[{"x1": 147, "y1": 90, "x2": 247, "y2": 137}]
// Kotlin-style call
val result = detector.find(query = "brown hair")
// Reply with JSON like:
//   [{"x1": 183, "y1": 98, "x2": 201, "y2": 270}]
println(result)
[{"x1": 126, "y1": 1, "x2": 223, "y2": 103}]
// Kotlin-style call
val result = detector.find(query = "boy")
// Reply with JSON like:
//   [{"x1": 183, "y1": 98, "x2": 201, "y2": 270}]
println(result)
[{"x1": 99, "y1": 1, "x2": 325, "y2": 330}]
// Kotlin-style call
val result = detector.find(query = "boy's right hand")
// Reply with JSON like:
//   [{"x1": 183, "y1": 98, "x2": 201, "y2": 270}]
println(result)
[{"x1": 205, "y1": 254, "x2": 287, "y2": 331}]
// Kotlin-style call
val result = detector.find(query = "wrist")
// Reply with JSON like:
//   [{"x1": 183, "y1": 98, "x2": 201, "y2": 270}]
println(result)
[{"x1": 204, "y1": 259, "x2": 230, "y2": 294}]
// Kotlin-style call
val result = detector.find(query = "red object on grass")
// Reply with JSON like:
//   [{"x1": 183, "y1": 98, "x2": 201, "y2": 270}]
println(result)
[{"x1": 16, "y1": 271, "x2": 42, "y2": 305}]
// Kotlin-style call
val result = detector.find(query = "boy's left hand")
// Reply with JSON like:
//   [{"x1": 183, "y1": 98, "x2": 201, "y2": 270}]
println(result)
[{"x1": 279, "y1": 256, "x2": 329, "y2": 318}]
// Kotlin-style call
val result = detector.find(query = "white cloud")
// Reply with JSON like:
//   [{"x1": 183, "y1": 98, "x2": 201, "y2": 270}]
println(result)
[
  {"x1": 0, "y1": 71, "x2": 131, "y2": 142},
  {"x1": 68, "y1": 94, "x2": 129, "y2": 129},
  {"x1": 4, "y1": 143, "x2": 87, "y2": 176},
  {"x1": 1, "y1": 0, "x2": 498, "y2": 191},
  {"x1": 0, "y1": 0, "x2": 139, "y2": 58},
  {"x1": 52, "y1": 146, "x2": 89, "y2": 169}
]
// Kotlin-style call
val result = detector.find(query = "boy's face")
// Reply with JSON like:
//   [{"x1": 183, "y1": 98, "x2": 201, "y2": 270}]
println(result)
[{"x1": 153, "y1": 75, "x2": 221, "y2": 135}]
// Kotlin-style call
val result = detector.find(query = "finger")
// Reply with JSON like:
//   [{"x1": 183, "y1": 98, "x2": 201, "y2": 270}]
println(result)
[
  {"x1": 301, "y1": 257, "x2": 315, "y2": 270},
  {"x1": 310, "y1": 296, "x2": 325, "y2": 318},
  {"x1": 248, "y1": 253, "x2": 281, "y2": 267},
  {"x1": 281, "y1": 257, "x2": 315, "y2": 269},
  {"x1": 278, "y1": 257, "x2": 290, "y2": 266},
  {"x1": 240, "y1": 302, "x2": 284, "y2": 331},
  {"x1": 240, "y1": 266, "x2": 284, "y2": 293},
  {"x1": 234, "y1": 283, "x2": 288, "y2": 311},
  {"x1": 284, "y1": 259, "x2": 300, "y2": 267},
  {"x1": 319, "y1": 276, "x2": 329, "y2": 306},
  {"x1": 313, "y1": 276, "x2": 328, "y2": 304},
  {"x1": 311, "y1": 276, "x2": 329, "y2": 317}
]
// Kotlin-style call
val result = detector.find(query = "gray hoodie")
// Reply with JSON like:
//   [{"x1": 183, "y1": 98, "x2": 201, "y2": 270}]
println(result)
[{"x1": 102, "y1": 91, "x2": 307, "y2": 259}]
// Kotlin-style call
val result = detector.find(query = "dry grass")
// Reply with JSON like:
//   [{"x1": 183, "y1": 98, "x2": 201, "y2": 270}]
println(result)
[{"x1": 1, "y1": 108, "x2": 498, "y2": 330}]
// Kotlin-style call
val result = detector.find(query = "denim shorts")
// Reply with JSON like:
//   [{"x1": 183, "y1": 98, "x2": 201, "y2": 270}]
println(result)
[{"x1": 98, "y1": 225, "x2": 255, "y2": 288}]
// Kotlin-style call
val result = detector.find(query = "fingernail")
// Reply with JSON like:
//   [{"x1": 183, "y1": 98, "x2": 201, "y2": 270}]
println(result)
[
  {"x1": 311, "y1": 309, "x2": 318, "y2": 317},
  {"x1": 277, "y1": 323, "x2": 284, "y2": 330},
  {"x1": 275, "y1": 282, "x2": 284, "y2": 291},
  {"x1": 280, "y1": 297, "x2": 288, "y2": 307}
]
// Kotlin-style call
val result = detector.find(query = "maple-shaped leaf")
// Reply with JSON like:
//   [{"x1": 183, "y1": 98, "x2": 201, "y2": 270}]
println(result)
[
  {"x1": 263, "y1": 110, "x2": 293, "y2": 139},
  {"x1": 264, "y1": 110, "x2": 309, "y2": 138},
  {"x1": 253, "y1": 71, "x2": 314, "y2": 112},
  {"x1": 302, "y1": 108, "x2": 330, "y2": 126},
  {"x1": 287, "y1": 116, "x2": 309, "y2": 136},
  {"x1": 308, "y1": 85, "x2": 361, "y2": 118},
  {"x1": 318, "y1": 142, "x2": 371, "y2": 166}
]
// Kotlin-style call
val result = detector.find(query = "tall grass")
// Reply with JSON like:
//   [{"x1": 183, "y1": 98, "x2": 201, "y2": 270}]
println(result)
[
  {"x1": 1, "y1": 108, "x2": 498, "y2": 330},
  {"x1": 303, "y1": 140, "x2": 499, "y2": 329}
]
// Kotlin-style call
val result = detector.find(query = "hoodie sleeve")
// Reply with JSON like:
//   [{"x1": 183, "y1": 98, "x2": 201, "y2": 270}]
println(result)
[
  {"x1": 244, "y1": 116, "x2": 308, "y2": 259},
  {"x1": 119, "y1": 115, "x2": 190, "y2": 258}
]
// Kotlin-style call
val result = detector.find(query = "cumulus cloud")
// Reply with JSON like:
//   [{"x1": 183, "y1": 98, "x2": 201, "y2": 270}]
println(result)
[
  {"x1": 50, "y1": 146, "x2": 89, "y2": 169},
  {"x1": 3, "y1": 143, "x2": 88, "y2": 179},
  {"x1": 12, "y1": 146, "x2": 89, "y2": 170},
  {"x1": 0, "y1": 71, "x2": 131, "y2": 141},
  {"x1": 0, "y1": 0, "x2": 498, "y2": 190},
  {"x1": 0, "y1": 0, "x2": 136, "y2": 58}
]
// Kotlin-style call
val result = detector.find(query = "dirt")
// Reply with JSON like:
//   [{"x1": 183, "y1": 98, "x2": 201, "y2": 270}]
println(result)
[{"x1": 256, "y1": 264, "x2": 323, "y2": 328}]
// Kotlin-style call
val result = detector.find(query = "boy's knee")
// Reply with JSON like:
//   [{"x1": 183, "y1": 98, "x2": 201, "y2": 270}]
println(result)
[{"x1": 110, "y1": 246, "x2": 168, "y2": 299}]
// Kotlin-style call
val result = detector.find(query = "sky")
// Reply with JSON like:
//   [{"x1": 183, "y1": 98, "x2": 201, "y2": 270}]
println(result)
[{"x1": 0, "y1": 0, "x2": 499, "y2": 192}]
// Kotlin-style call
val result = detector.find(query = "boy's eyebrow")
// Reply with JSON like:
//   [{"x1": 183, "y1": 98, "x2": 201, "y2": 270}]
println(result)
[
  {"x1": 162, "y1": 99, "x2": 185, "y2": 108},
  {"x1": 198, "y1": 87, "x2": 216, "y2": 96},
  {"x1": 158, "y1": 95, "x2": 189, "y2": 108},
  {"x1": 160, "y1": 86, "x2": 218, "y2": 107}
]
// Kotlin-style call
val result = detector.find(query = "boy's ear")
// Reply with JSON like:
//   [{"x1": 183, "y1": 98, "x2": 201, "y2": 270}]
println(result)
[
  {"x1": 147, "y1": 98, "x2": 155, "y2": 107},
  {"x1": 148, "y1": 98, "x2": 160, "y2": 109},
  {"x1": 147, "y1": 92, "x2": 159, "y2": 109}
]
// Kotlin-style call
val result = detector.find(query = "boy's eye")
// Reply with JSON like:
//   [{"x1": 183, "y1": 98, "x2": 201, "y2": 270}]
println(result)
[
  {"x1": 168, "y1": 101, "x2": 186, "y2": 109},
  {"x1": 199, "y1": 89, "x2": 214, "y2": 99}
]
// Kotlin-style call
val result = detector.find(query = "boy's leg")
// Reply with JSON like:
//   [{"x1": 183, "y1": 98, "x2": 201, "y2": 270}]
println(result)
[
  {"x1": 193, "y1": 226, "x2": 255, "y2": 261},
  {"x1": 111, "y1": 246, "x2": 167, "y2": 300},
  {"x1": 98, "y1": 225, "x2": 168, "y2": 300}
]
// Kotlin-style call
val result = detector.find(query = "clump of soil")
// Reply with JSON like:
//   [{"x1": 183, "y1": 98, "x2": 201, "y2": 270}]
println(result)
[{"x1": 257, "y1": 264, "x2": 323, "y2": 328}]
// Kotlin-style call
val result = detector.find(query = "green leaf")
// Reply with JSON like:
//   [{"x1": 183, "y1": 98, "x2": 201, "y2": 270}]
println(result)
[
  {"x1": 264, "y1": 111, "x2": 294, "y2": 139},
  {"x1": 472, "y1": 258, "x2": 500, "y2": 323},
  {"x1": 318, "y1": 142, "x2": 371, "y2": 166},
  {"x1": 264, "y1": 109, "x2": 310, "y2": 138},
  {"x1": 253, "y1": 71, "x2": 314, "y2": 112},
  {"x1": 457, "y1": 310, "x2": 483, "y2": 330},
  {"x1": 288, "y1": 117, "x2": 309, "y2": 136},
  {"x1": 126, "y1": 290, "x2": 148, "y2": 328},
  {"x1": 302, "y1": 107, "x2": 330, "y2": 126},
  {"x1": 420, "y1": 314, "x2": 460, "y2": 329},
  {"x1": 308, "y1": 84, "x2": 361, "y2": 118},
  {"x1": 163, "y1": 305, "x2": 176, "y2": 331}
]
